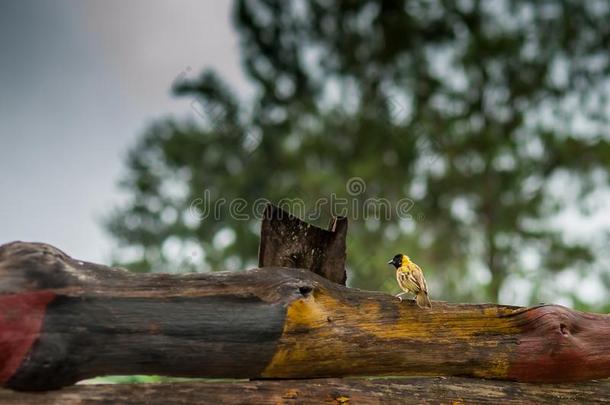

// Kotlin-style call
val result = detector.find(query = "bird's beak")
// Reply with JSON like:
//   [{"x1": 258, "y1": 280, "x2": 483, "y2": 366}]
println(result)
[{"x1": 387, "y1": 260, "x2": 393, "y2": 265}]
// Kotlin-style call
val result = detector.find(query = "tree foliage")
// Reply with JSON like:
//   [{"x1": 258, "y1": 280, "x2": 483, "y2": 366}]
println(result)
[{"x1": 107, "y1": 0, "x2": 610, "y2": 307}]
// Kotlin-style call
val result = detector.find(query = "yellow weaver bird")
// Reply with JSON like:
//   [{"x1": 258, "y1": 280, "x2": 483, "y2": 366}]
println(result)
[{"x1": 388, "y1": 253, "x2": 431, "y2": 308}]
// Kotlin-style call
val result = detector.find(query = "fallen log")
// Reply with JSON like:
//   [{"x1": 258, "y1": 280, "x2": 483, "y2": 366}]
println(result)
[
  {"x1": 1, "y1": 377, "x2": 609, "y2": 405},
  {"x1": 1, "y1": 241, "x2": 609, "y2": 391}
]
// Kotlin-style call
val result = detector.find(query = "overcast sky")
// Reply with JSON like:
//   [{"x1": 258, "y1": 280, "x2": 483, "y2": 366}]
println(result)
[{"x1": 0, "y1": 0, "x2": 251, "y2": 262}]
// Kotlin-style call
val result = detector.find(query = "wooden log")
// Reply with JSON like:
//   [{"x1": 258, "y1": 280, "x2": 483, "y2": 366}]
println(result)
[
  {"x1": 1, "y1": 241, "x2": 610, "y2": 391},
  {"x1": 258, "y1": 204, "x2": 347, "y2": 284},
  {"x1": 0, "y1": 378, "x2": 609, "y2": 404}
]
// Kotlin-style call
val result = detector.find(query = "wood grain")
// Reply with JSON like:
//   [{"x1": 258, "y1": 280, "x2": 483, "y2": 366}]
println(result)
[
  {"x1": 259, "y1": 203, "x2": 347, "y2": 284},
  {"x1": 1, "y1": 241, "x2": 609, "y2": 391},
  {"x1": 0, "y1": 378, "x2": 609, "y2": 404}
]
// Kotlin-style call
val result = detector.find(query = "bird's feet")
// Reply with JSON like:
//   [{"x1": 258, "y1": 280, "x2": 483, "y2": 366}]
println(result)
[{"x1": 395, "y1": 293, "x2": 405, "y2": 302}]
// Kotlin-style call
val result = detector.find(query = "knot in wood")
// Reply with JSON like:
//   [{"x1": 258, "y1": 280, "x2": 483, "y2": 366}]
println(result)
[{"x1": 298, "y1": 285, "x2": 313, "y2": 297}]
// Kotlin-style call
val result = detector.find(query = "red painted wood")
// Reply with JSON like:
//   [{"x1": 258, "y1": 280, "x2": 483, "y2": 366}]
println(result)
[
  {"x1": 0, "y1": 291, "x2": 55, "y2": 383},
  {"x1": 509, "y1": 305, "x2": 610, "y2": 382}
]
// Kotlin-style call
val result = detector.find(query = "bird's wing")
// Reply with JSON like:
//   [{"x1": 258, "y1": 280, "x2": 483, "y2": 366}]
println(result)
[
  {"x1": 397, "y1": 270, "x2": 416, "y2": 292},
  {"x1": 409, "y1": 263, "x2": 428, "y2": 294}
]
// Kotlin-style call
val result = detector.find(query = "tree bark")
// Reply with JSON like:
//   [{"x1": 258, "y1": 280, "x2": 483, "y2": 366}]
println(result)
[
  {"x1": 0, "y1": 378, "x2": 609, "y2": 404},
  {"x1": 1, "y1": 241, "x2": 609, "y2": 391},
  {"x1": 258, "y1": 203, "x2": 347, "y2": 284}
]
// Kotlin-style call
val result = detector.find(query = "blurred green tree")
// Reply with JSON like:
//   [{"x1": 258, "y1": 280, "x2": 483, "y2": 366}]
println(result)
[{"x1": 107, "y1": 0, "x2": 610, "y2": 307}]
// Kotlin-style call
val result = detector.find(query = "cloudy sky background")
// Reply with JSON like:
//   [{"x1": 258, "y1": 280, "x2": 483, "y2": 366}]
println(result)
[{"x1": 0, "y1": 0, "x2": 251, "y2": 262}]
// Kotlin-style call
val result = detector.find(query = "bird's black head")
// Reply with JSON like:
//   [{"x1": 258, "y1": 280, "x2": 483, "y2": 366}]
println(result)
[{"x1": 388, "y1": 253, "x2": 403, "y2": 269}]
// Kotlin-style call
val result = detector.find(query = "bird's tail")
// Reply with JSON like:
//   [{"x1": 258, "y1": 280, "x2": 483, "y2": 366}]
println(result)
[{"x1": 416, "y1": 293, "x2": 432, "y2": 308}]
